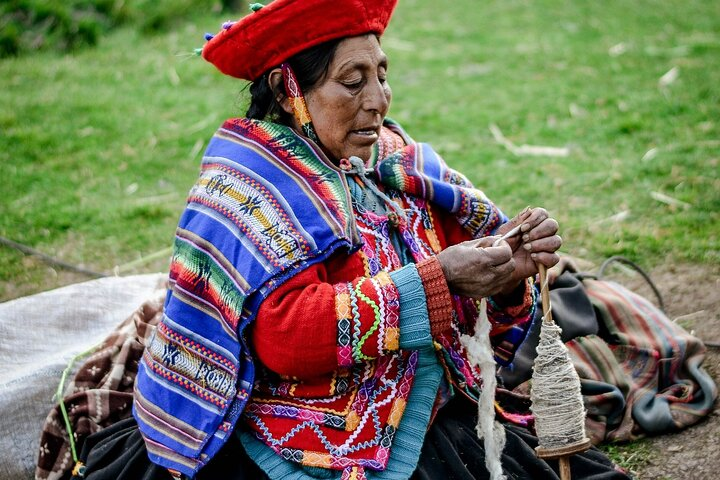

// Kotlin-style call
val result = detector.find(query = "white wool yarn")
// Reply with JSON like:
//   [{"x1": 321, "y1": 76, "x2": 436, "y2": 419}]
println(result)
[{"x1": 460, "y1": 298, "x2": 507, "y2": 480}]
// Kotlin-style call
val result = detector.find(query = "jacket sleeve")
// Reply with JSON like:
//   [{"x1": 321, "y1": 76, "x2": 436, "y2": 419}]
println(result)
[{"x1": 251, "y1": 258, "x2": 435, "y2": 379}]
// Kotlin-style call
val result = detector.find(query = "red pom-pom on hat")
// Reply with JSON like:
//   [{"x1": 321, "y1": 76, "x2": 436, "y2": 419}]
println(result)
[{"x1": 202, "y1": 0, "x2": 399, "y2": 81}]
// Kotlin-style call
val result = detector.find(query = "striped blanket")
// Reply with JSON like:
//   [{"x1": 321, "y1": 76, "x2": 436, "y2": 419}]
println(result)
[
  {"x1": 577, "y1": 277, "x2": 717, "y2": 443},
  {"x1": 502, "y1": 272, "x2": 717, "y2": 444}
]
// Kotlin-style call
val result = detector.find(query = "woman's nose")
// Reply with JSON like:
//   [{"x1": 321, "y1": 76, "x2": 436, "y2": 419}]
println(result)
[{"x1": 363, "y1": 77, "x2": 390, "y2": 115}]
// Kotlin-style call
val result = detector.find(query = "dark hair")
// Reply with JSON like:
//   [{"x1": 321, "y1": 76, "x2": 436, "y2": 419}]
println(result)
[{"x1": 246, "y1": 38, "x2": 342, "y2": 124}]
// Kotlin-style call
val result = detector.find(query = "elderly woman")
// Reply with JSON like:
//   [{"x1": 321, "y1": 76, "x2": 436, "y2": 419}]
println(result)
[{"x1": 71, "y1": 1, "x2": 629, "y2": 479}]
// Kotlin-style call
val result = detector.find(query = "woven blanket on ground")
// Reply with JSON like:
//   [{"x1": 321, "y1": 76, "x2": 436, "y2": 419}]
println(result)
[
  {"x1": 34, "y1": 286, "x2": 166, "y2": 480},
  {"x1": 0, "y1": 273, "x2": 166, "y2": 480},
  {"x1": 500, "y1": 272, "x2": 718, "y2": 444}
]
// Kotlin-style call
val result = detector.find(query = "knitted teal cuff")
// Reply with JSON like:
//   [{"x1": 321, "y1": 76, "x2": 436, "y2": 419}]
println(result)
[{"x1": 388, "y1": 264, "x2": 433, "y2": 350}]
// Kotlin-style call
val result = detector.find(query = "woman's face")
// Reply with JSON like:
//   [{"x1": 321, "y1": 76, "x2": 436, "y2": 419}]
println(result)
[{"x1": 304, "y1": 34, "x2": 392, "y2": 162}]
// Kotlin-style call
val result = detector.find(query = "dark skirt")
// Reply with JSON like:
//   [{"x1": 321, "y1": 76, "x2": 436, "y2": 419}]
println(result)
[{"x1": 72, "y1": 397, "x2": 629, "y2": 480}]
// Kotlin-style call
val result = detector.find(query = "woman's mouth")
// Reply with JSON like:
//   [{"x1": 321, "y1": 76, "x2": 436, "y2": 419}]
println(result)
[{"x1": 350, "y1": 128, "x2": 379, "y2": 141}]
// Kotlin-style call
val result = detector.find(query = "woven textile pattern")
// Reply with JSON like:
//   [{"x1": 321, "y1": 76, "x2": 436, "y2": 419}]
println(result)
[
  {"x1": 242, "y1": 132, "x2": 535, "y2": 474},
  {"x1": 134, "y1": 118, "x2": 522, "y2": 477}
]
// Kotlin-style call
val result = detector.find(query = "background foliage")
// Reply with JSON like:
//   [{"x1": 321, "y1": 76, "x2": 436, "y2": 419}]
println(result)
[
  {"x1": 1, "y1": 0, "x2": 718, "y2": 302},
  {"x1": 0, "y1": 0, "x2": 244, "y2": 57}
]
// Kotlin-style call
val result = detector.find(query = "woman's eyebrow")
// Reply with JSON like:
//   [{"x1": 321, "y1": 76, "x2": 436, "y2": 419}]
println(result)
[{"x1": 336, "y1": 55, "x2": 389, "y2": 73}]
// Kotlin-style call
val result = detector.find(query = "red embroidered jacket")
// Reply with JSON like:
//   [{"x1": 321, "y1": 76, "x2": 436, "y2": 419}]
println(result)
[{"x1": 243, "y1": 165, "x2": 536, "y2": 473}]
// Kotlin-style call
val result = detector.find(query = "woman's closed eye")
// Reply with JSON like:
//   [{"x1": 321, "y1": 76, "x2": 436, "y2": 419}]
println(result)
[
  {"x1": 342, "y1": 79, "x2": 364, "y2": 90},
  {"x1": 343, "y1": 76, "x2": 386, "y2": 89}
]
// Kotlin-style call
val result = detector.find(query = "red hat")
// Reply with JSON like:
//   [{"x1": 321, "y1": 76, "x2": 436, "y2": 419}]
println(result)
[{"x1": 202, "y1": 0, "x2": 399, "y2": 81}]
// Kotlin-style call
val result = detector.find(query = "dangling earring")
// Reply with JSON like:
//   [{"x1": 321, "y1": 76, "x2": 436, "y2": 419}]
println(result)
[{"x1": 281, "y1": 62, "x2": 319, "y2": 143}]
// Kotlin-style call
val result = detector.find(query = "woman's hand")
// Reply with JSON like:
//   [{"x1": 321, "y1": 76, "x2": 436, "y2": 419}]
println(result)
[
  {"x1": 498, "y1": 207, "x2": 562, "y2": 291},
  {"x1": 436, "y1": 237, "x2": 516, "y2": 298}
]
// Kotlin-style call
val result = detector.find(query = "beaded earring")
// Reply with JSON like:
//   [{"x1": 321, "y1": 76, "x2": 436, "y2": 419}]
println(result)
[{"x1": 280, "y1": 62, "x2": 319, "y2": 143}]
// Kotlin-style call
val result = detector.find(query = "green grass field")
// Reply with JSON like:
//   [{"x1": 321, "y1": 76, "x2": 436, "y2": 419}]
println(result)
[{"x1": 1, "y1": 0, "x2": 718, "y2": 301}]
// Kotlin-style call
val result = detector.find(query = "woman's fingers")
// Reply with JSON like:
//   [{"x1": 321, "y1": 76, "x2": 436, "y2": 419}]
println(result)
[
  {"x1": 520, "y1": 207, "x2": 548, "y2": 232},
  {"x1": 522, "y1": 217, "x2": 558, "y2": 242},
  {"x1": 522, "y1": 234, "x2": 562, "y2": 255},
  {"x1": 437, "y1": 240, "x2": 517, "y2": 298},
  {"x1": 437, "y1": 208, "x2": 562, "y2": 297},
  {"x1": 529, "y1": 251, "x2": 561, "y2": 268},
  {"x1": 477, "y1": 241, "x2": 513, "y2": 265},
  {"x1": 469, "y1": 243, "x2": 514, "y2": 279},
  {"x1": 493, "y1": 257, "x2": 516, "y2": 277},
  {"x1": 468, "y1": 236, "x2": 497, "y2": 249},
  {"x1": 497, "y1": 206, "x2": 532, "y2": 236}
]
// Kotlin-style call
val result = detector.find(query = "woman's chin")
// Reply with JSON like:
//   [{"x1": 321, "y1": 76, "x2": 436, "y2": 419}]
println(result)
[
  {"x1": 341, "y1": 144, "x2": 376, "y2": 162},
  {"x1": 322, "y1": 137, "x2": 377, "y2": 163}
]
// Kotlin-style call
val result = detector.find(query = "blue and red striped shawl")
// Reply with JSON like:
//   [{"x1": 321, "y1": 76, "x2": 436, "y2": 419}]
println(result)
[{"x1": 133, "y1": 118, "x2": 507, "y2": 477}]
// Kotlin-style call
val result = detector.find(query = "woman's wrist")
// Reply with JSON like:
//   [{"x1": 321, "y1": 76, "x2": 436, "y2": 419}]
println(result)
[{"x1": 416, "y1": 256, "x2": 454, "y2": 336}]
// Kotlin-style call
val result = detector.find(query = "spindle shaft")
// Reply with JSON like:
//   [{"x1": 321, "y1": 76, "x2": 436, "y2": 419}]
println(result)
[{"x1": 538, "y1": 264, "x2": 552, "y2": 323}]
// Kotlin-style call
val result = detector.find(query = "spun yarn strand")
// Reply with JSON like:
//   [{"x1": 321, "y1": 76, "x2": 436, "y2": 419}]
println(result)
[{"x1": 460, "y1": 298, "x2": 507, "y2": 480}]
